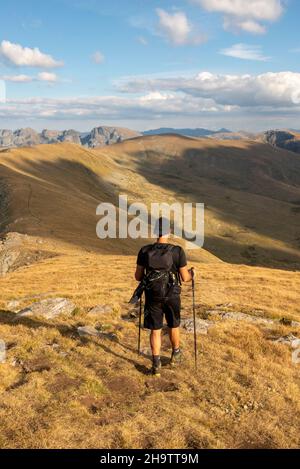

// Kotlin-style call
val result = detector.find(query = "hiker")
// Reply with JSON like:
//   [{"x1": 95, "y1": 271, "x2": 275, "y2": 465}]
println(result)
[{"x1": 135, "y1": 217, "x2": 194, "y2": 376}]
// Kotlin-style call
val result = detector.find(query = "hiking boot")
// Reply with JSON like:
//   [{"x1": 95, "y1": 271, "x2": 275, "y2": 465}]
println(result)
[
  {"x1": 170, "y1": 348, "x2": 182, "y2": 366},
  {"x1": 151, "y1": 360, "x2": 162, "y2": 377}
]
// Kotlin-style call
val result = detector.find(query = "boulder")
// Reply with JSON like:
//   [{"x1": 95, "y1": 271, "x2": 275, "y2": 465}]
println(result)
[{"x1": 15, "y1": 298, "x2": 76, "y2": 320}]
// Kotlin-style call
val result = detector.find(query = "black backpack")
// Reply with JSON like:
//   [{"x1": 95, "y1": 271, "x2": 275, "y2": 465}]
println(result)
[{"x1": 145, "y1": 244, "x2": 179, "y2": 301}]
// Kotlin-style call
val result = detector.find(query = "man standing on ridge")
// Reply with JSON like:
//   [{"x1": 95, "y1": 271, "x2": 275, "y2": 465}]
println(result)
[{"x1": 135, "y1": 217, "x2": 194, "y2": 376}]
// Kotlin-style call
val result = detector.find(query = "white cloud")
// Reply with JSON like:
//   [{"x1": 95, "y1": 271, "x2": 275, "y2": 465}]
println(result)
[
  {"x1": 220, "y1": 43, "x2": 270, "y2": 61},
  {"x1": 1, "y1": 74, "x2": 33, "y2": 82},
  {"x1": 192, "y1": 0, "x2": 284, "y2": 34},
  {"x1": 91, "y1": 51, "x2": 105, "y2": 64},
  {"x1": 117, "y1": 70, "x2": 300, "y2": 108},
  {"x1": 0, "y1": 40, "x2": 63, "y2": 68},
  {"x1": 37, "y1": 72, "x2": 58, "y2": 82},
  {"x1": 223, "y1": 17, "x2": 266, "y2": 34},
  {"x1": 1, "y1": 72, "x2": 59, "y2": 83},
  {"x1": 2, "y1": 70, "x2": 300, "y2": 126},
  {"x1": 156, "y1": 8, "x2": 205, "y2": 45},
  {"x1": 0, "y1": 93, "x2": 229, "y2": 122}
]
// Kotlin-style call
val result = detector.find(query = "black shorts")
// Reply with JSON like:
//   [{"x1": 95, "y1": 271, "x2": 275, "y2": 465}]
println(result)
[{"x1": 144, "y1": 295, "x2": 181, "y2": 330}]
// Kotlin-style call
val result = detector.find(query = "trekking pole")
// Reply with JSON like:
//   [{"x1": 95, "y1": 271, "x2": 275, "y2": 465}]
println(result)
[
  {"x1": 191, "y1": 268, "x2": 197, "y2": 370},
  {"x1": 138, "y1": 293, "x2": 142, "y2": 355}
]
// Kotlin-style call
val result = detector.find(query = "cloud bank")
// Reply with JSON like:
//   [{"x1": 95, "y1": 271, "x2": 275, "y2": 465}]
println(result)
[{"x1": 1, "y1": 71, "x2": 300, "y2": 127}]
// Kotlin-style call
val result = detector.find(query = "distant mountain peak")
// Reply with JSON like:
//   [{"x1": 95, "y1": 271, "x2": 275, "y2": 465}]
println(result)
[
  {"x1": 142, "y1": 127, "x2": 232, "y2": 138},
  {"x1": 0, "y1": 125, "x2": 141, "y2": 149}
]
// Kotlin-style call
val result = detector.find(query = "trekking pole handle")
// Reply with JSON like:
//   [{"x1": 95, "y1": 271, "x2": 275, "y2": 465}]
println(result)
[{"x1": 189, "y1": 267, "x2": 195, "y2": 281}]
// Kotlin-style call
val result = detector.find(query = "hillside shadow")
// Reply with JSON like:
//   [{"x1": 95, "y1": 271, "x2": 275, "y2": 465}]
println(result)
[
  {"x1": 128, "y1": 140, "x2": 300, "y2": 269},
  {"x1": 1, "y1": 140, "x2": 300, "y2": 269}
]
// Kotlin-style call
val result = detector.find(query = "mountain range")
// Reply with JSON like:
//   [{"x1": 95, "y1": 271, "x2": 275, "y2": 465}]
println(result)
[
  {"x1": 0, "y1": 126, "x2": 141, "y2": 149},
  {"x1": 1, "y1": 125, "x2": 300, "y2": 156}
]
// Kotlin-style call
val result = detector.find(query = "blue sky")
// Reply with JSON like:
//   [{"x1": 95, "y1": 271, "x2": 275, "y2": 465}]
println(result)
[{"x1": 0, "y1": 0, "x2": 299, "y2": 131}]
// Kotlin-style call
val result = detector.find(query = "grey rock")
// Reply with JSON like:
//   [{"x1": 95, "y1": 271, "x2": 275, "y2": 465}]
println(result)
[
  {"x1": 78, "y1": 325, "x2": 101, "y2": 337},
  {"x1": 6, "y1": 299, "x2": 20, "y2": 311},
  {"x1": 181, "y1": 318, "x2": 213, "y2": 335},
  {"x1": 87, "y1": 304, "x2": 112, "y2": 315},
  {"x1": 275, "y1": 334, "x2": 300, "y2": 349},
  {"x1": 208, "y1": 309, "x2": 300, "y2": 328},
  {"x1": 0, "y1": 339, "x2": 6, "y2": 363},
  {"x1": 15, "y1": 298, "x2": 76, "y2": 320},
  {"x1": 208, "y1": 310, "x2": 275, "y2": 325},
  {"x1": 77, "y1": 326, "x2": 117, "y2": 341},
  {"x1": 0, "y1": 249, "x2": 20, "y2": 276}
]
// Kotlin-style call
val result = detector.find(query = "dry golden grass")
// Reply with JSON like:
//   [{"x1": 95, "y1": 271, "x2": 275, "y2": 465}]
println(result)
[
  {"x1": 0, "y1": 249, "x2": 299, "y2": 449},
  {"x1": 0, "y1": 137, "x2": 299, "y2": 448}
]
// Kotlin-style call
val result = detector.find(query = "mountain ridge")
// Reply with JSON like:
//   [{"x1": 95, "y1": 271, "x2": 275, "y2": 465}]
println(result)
[{"x1": 0, "y1": 125, "x2": 141, "y2": 149}]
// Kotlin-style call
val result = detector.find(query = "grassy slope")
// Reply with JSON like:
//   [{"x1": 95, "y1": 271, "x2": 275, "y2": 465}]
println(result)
[{"x1": 0, "y1": 137, "x2": 300, "y2": 448}]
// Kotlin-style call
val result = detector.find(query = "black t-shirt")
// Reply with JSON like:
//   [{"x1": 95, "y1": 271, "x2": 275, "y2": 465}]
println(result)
[{"x1": 137, "y1": 243, "x2": 187, "y2": 274}]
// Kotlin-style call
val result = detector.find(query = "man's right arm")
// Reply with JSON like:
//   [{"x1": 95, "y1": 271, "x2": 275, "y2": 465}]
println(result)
[
  {"x1": 179, "y1": 266, "x2": 193, "y2": 282},
  {"x1": 135, "y1": 248, "x2": 145, "y2": 281},
  {"x1": 178, "y1": 247, "x2": 194, "y2": 282},
  {"x1": 135, "y1": 265, "x2": 144, "y2": 281}
]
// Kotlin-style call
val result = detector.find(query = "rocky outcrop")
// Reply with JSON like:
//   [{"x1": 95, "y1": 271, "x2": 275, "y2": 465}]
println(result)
[
  {"x1": 0, "y1": 232, "x2": 24, "y2": 276},
  {"x1": 0, "y1": 248, "x2": 21, "y2": 276},
  {"x1": 15, "y1": 297, "x2": 76, "y2": 320},
  {"x1": 0, "y1": 126, "x2": 141, "y2": 149},
  {"x1": 263, "y1": 130, "x2": 300, "y2": 154},
  {"x1": 0, "y1": 232, "x2": 57, "y2": 276}
]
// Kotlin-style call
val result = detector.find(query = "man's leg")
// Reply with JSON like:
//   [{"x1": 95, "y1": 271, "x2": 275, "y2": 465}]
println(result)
[
  {"x1": 150, "y1": 329, "x2": 162, "y2": 356},
  {"x1": 168, "y1": 327, "x2": 180, "y2": 350},
  {"x1": 165, "y1": 299, "x2": 182, "y2": 366},
  {"x1": 144, "y1": 300, "x2": 163, "y2": 376},
  {"x1": 150, "y1": 329, "x2": 162, "y2": 375}
]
